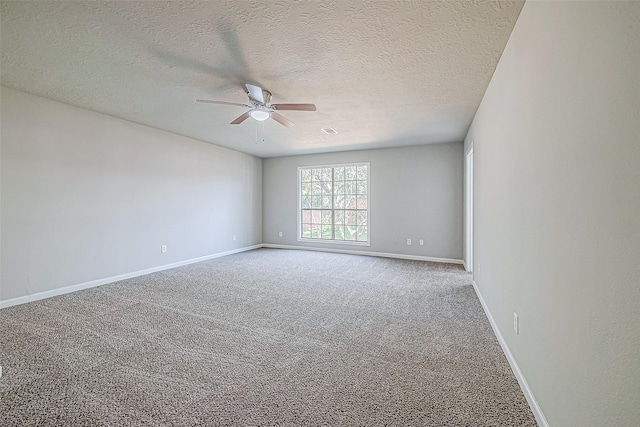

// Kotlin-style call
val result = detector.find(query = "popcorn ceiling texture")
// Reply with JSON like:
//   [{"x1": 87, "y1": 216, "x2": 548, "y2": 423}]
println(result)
[{"x1": 0, "y1": 1, "x2": 524, "y2": 157}]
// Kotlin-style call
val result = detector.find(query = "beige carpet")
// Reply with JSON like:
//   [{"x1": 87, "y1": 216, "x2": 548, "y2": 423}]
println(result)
[{"x1": 0, "y1": 248, "x2": 536, "y2": 426}]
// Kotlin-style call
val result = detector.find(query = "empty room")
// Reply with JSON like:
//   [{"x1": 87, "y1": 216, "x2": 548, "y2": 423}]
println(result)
[{"x1": 1, "y1": 1, "x2": 638, "y2": 426}]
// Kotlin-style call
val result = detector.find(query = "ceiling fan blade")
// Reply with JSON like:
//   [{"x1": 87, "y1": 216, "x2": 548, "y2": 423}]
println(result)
[
  {"x1": 270, "y1": 112, "x2": 295, "y2": 127},
  {"x1": 245, "y1": 84, "x2": 265, "y2": 103},
  {"x1": 271, "y1": 103, "x2": 317, "y2": 111},
  {"x1": 196, "y1": 99, "x2": 251, "y2": 108},
  {"x1": 230, "y1": 111, "x2": 251, "y2": 125}
]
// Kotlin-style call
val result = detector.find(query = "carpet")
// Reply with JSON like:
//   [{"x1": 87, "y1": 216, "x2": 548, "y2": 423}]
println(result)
[{"x1": 0, "y1": 248, "x2": 536, "y2": 426}]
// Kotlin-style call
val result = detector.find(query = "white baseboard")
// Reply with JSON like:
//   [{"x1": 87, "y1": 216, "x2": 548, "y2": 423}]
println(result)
[
  {"x1": 0, "y1": 243, "x2": 462, "y2": 308},
  {"x1": 262, "y1": 243, "x2": 464, "y2": 265},
  {"x1": 0, "y1": 245, "x2": 262, "y2": 309},
  {"x1": 471, "y1": 280, "x2": 549, "y2": 427}
]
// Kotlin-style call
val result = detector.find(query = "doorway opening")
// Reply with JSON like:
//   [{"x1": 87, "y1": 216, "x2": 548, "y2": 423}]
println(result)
[{"x1": 465, "y1": 143, "x2": 474, "y2": 273}]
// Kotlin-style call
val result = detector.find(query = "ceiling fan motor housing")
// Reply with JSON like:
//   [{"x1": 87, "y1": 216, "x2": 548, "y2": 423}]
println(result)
[{"x1": 261, "y1": 90, "x2": 272, "y2": 105}]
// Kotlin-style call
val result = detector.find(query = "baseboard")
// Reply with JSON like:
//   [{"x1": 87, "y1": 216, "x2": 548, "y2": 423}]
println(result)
[
  {"x1": 262, "y1": 243, "x2": 464, "y2": 265},
  {"x1": 471, "y1": 280, "x2": 549, "y2": 427},
  {"x1": 0, "y1": 244, "x2": 262, "y2": 309}
]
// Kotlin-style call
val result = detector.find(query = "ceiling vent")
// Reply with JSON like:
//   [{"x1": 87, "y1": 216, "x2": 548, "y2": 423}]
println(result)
[{"x1": 321, "y1": 128, "x2": 338, "y2": 135}]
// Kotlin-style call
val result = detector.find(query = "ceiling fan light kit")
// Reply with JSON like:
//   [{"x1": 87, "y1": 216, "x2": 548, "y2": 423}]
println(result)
[
  {"x1": 249, "y1": 109, "x2": 270, "y2": 121},
  {"x1": 197, "y1": 84, "x2": 316, "y2": 127}
]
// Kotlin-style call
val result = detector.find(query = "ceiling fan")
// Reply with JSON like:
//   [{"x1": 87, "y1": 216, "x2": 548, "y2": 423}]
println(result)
[{"x1": 196, "y1": 84, "x2": 316, "y2": 127}]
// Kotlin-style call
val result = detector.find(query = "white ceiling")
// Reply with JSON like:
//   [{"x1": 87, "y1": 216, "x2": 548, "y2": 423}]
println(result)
[{"x1": 1, "y1": 1, "x2": 524, "y2": 158}]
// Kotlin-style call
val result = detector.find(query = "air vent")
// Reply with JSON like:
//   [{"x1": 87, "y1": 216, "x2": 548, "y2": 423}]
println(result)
[{"x1": 321, "y1": 128, "x2": 338, "y2": 135}]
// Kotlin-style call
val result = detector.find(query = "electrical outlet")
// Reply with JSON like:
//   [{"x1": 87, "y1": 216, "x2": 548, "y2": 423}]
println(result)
[
  {"x1": 278, "y1": 232, "x2": 283, "y2": 237},
  {"x1": 419, "y1": 239, "x2": 424, "y2": 246},
  {"x1": 161, "y1": 245, "x2": 167, "y2": 253},
  {"x1": 513, "y1": 312, "x2": 519, "y2": 335},
  {"x1": 406, "y1": 238, "x2": 412, "y2": 245},
  {"x1": 233, "y1": 234, "x2": 236, "y2": 241}
]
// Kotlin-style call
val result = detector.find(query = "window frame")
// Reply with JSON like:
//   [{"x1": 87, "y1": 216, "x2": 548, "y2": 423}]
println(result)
[{"x1": 297, "y1": 162, "x2": 371, "y2": 246}]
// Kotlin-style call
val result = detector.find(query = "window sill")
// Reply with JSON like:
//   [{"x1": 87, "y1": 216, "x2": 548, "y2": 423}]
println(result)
[{"x1": 297, "y1": 238, "x2": 371, "y2": 247}]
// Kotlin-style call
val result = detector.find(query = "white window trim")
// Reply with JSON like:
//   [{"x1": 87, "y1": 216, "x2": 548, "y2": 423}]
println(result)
[{"x1": 297, "y1": 162, "x2": 371, "y2": 247}]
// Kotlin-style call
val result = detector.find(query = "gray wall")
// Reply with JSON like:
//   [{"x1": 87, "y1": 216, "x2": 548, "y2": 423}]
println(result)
[
  {"x1": 1, "y1": 87, "x2": 263, "y2": 302},
  {"x1": 465, "y1": 2, "x2": 640, "y2": 426},
  {"x1": 263, "y1": 143, "x2": 463, "y2": 260}
]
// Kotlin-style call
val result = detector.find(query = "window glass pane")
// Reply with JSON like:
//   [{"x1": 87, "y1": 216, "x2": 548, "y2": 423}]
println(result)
[
  {"x1": 312, "y1": 168, "x2": 322, "y2": 181},
  {"x1": 311, "y1": 224, "x2": 321, "y2": 238},
  {"x1": 334, "y1": 167, "x2": 344, "y2": 181},
  {"x1": 345, "y1": 181, "x2": 357, "y2": 194},
  {"x1": 322, "y1": 225, "x2": 333, "y2": 239},
  {"x1": 334, "y1": 181, "x2": 345, "y2": 195},
  {"x1": 345, "y1": 166, "x2": 357, "y2": 180},
  {"x1": 301, "y1": 183, "x2": 311, "y2": 195},
  {"x1": 356, "y1": 197, "x2": 367, "y2": 209},
  {"x1": 357, "y1": 226, "x2": 368, "y2": 241},
  {"x1": 301, "y1": 196, "x2": 311, "y2": 209},
  {"x1": 334, "y1": 196, "x2": 345, "y2": 209},
  {"x1": 345, "y1": 210, "x2": 357, "y2": 225},
  {"x1": 357, "y1": 181, "x2": 367, "y2": 195},
  {"x1": 357, "y1": 211, "x2": 367, "y2": 225},
  {"x1": 311, "y1": 210, "x2": 322, "y2": 224},
  {"x1": 345, "y1": 195, "x2": 356, "y2": 209},
  {"x1": 322, "y1": 182, "x2": 333, "y2": 195},
  {"x1": 334, "y1": 210, "x2": 344, "y2": 225},
  {"x1": 302, "y1": 210, "x2": 312, "y2": 223},
  {"x1": 301, "y1": 169, "x2": 312, "y2": 182},
  {"x1": 312, "y1": 182, "x2": 322, "y2": 195},
  {"x1": 357, "y1": 166, "x2": 367, "y2": 180},
  {"x1": 322, "y1": 196, "x2": 332, "y2": 209},
  {"x1": 302, "y1": 224, "x2": 312, "y2": 238},
  {"x1": 344, "y1": 225, "x2": 357, "y2": 240},
  {"x1": 334, "y1": 226, "x2": 345, "y2": 240},
  {"x1": 322, "y1": 168, "x2": 332, "y2": 181},
  {"x1": 322, "y1": 210, "x2": 332, "y2": 224},
  {"x1": 312, "y1": 196, "x2": 322, "y2": 208}
]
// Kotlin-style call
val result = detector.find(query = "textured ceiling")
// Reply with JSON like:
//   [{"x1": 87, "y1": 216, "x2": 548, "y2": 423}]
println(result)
[{"x1": 1, "y1": 1, "x2": 524, "y2": 158}]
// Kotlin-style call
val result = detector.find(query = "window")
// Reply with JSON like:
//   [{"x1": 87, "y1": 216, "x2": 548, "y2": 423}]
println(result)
[{"x1": 298, "y1": 163, "x2": 369, "y2": 245}]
